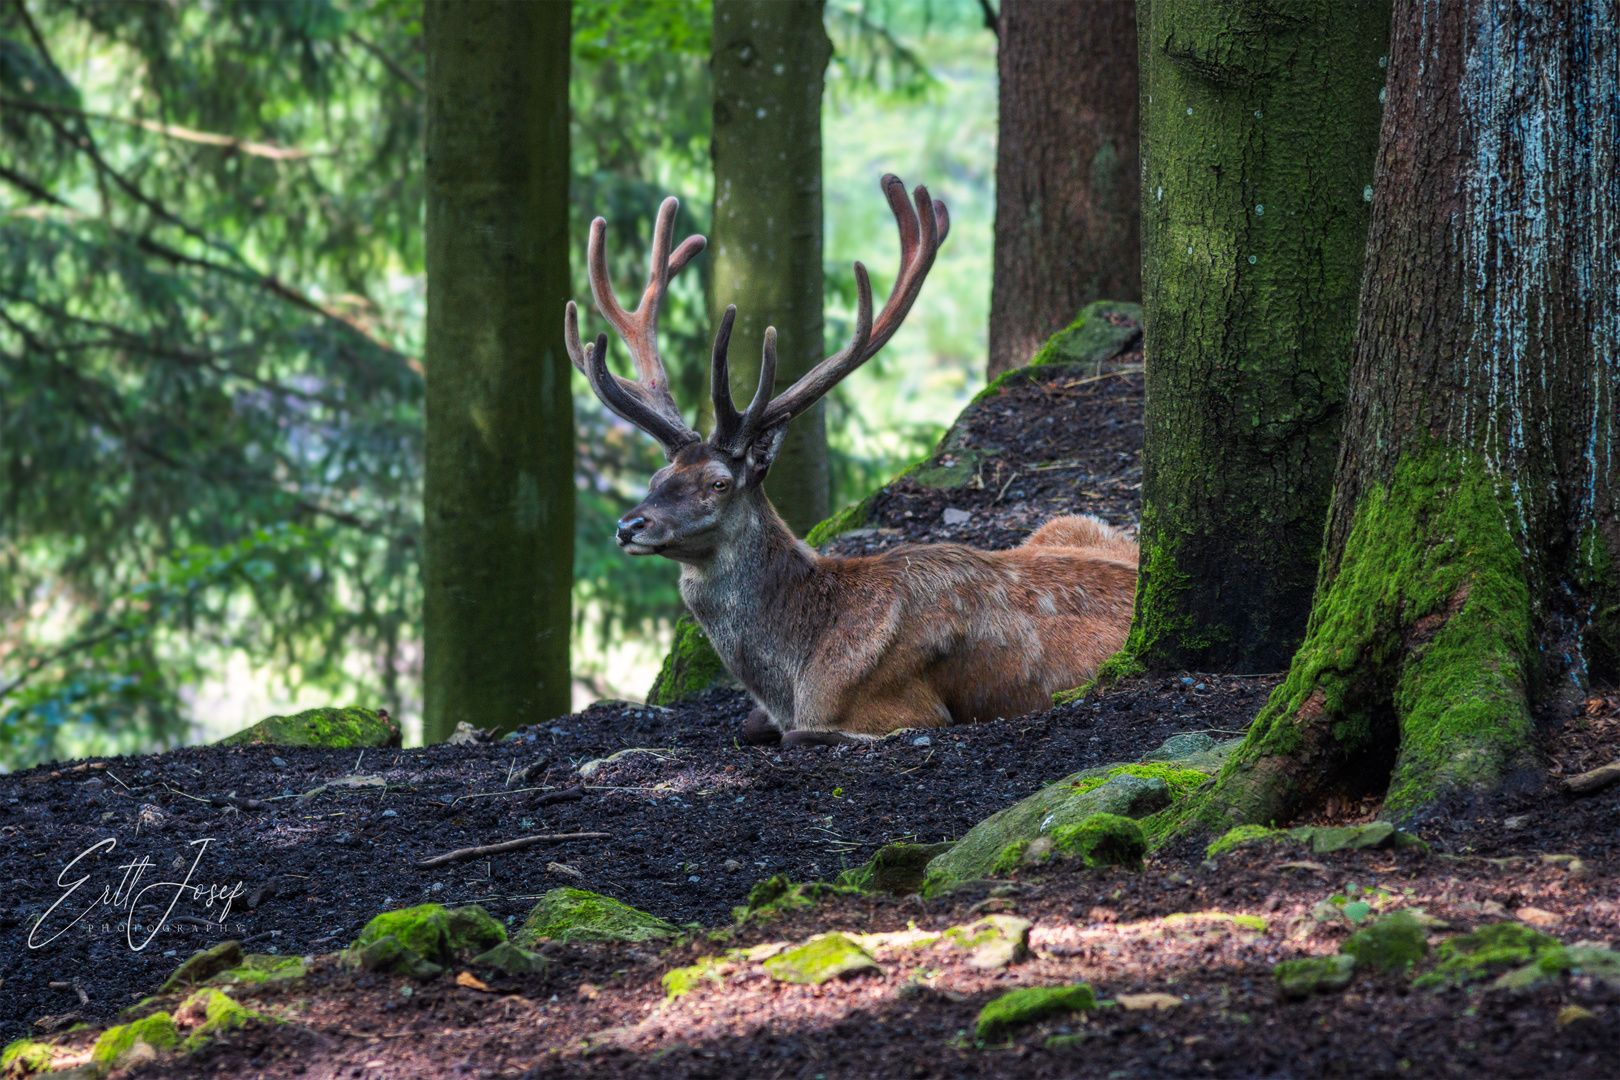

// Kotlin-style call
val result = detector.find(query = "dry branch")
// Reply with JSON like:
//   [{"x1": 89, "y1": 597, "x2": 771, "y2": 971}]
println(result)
[{"x1": 415, "y1": 832, "x2": 611, "y2": 869}]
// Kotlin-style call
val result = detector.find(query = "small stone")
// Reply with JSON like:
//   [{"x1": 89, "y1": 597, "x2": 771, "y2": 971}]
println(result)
[
  {"x1": 1557, "y1": 1004, "x2": 1598, "y2": 1029},
  {"x1": 1275, "y1": 954, "x2": 1356, "y2": 998},
  {"x1": 912, "y1": 735, "x2": 932, "y2": 747},
  {"x1": 1504, "y1": 814, "x2": 1530, "y2": 829},
  {"x1": 271, "y1": 757, "x2": 288, "y2": 768},
  {"x1": 762, "y1": 933, "x2": 880, "y2": 984},
  {"x1": 941, "y1": 507, "x2": 973, "y2": 526},
  {"x1": 1515, "y1": 907, "x2": 1562, "y2": 928},
  {"x1": 445, "y1": 722, "x2": 482, "y2": 746},
  {"x1": 723, "y1": 859, "x2": 742, "y2": 873},
  {"x1": 1117, "y1": 992, "x2": 1182, "y2": 1012}
]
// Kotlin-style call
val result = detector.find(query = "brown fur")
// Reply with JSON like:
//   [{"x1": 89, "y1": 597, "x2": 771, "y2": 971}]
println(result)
[{"x1": 624, "y1": 445, "x2": 1138, "y2": 744}]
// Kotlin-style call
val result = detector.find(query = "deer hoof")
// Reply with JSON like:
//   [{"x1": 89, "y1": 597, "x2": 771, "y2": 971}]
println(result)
[{"x1": 742, "y1": 708, "x2": 781, "y2": 746}]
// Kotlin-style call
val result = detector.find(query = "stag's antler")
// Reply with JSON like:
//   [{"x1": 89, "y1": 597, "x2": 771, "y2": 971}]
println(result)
[
  {"x1": 708, "y1": 174, "x2": 949, "y2": 458},
  {"x1": 564, "y1": 196, "x2": 706, "y2": 459}
]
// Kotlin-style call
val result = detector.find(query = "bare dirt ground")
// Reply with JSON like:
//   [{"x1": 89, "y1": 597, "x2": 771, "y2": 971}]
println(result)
[{"x1": 3, "y1": 351, "x2": 1617, "y2": 1078}]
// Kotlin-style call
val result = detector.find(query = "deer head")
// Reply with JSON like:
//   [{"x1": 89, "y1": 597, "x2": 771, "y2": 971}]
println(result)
[{"x1": 565, "y1": 174, "x2": 949, "y2": 562}]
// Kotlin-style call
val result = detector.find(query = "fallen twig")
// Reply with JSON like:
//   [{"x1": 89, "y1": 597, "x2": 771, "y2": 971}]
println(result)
[
  {"x1": 1564, "y1": 760, "x2": 1620, "y2": 796},
  {"x1": 415, "y1": 832, "x2": 611, "y2": 869},
  {"x1": 535, "y1": 785, "x2": 585, "y2": 807}
]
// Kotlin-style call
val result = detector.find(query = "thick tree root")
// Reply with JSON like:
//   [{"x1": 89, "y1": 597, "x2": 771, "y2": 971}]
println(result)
[{"x1": 1189, "y1": 448, "x2": 1542, "y2": 831}]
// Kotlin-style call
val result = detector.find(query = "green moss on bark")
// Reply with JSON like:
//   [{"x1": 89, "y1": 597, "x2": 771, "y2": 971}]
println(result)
[
  {"x1": 1187, "y1": 446, "x2": 1539, "y2": 831},
  {"x1": 647, "y1": 614, "x2": 733, "y2": 706}
]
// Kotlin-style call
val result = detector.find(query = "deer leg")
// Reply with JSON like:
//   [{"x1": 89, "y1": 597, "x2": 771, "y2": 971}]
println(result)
[
  {"x1": 781, "y1": 728, "x2": 872, "y2": 747},
  {"x1": 742, "y1": 707, "x2": 782, "y2": 746}
]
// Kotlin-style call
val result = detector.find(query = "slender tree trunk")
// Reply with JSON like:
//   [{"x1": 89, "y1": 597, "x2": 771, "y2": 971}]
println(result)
[
  {"x1": 422, "y1": 1, "x2": 572, "y2": 742},
  {"x1": 987, "y1": 0, "x2": 1140, "y2": 380},
  {"x1": 1201, "y1": 0, "x2": 1619, "y2": 829},
  {"x1": 708, "y1": 0, "x2": 832, "y2": 536},
  {"x1": 1125, "y1": 0, "x2": 1390, "y2": 674}
]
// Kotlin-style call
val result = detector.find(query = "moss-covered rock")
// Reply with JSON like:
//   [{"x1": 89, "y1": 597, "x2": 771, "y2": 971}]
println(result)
[
  {"x1": 1341, "y1": 911, "x2": 1429, "y2": 972},
  {"x1": 646, "y1": 614, "x2": 736, "y2": 706},
  {"x1": 944, "y1": 914, "x2": 1032, "y2": 970},
  {"x1": 762, "y1": 933, "x2": 880, "y2": 984},
  {"x1": 1274, "y1": 954, "x2": 1356, "y2": 998},
  {"x1": 159, "y1": 940, "x2": 244, "y2": 993},
  {"x1": 1413, "y1": 921, "x2": 1561, "y2": 990},
  {"x1": 216, "y1": 705, "x2": 400, "y2": 748},
  {"x1": 975, "y1": 985, "x2": 1097, "y2": 1040},
  {"x1": 834, "y1": 842, "x2": 956, "y2": 895},
  {"x1": 734, "y1": 876, "x2": 864, "y2": 923},
  {"x1": 348, "y1": 903, "x2": 505, "y2": 977},
  {"x1": 1030, "y1": 301, "x2": 1143, "y2": 370},
  {"x1": 176, "y1": 988, "x2": 267, "y2": 1053},
  {"x1": 469, "y1": 941, "x2": 549, "y2": 976},
  {"x1": 202, "y1": 953, "x2": 310, "y2": 988},
  {"x1": 804, "y1": 495, "x2": 876, "y2": 547},
  {"x1": 1051, "y1": 813, "x2": 1147, "y2": 870},
  {"x1": 91, "y1": 1012, "x2": 179, "y2": 1070},
  {"x1": 1491, "y1": 946, "x2": 1620, "y2": 991},
  {"x1": 1, "y1": 1038, "x2": 57, "y2": 1076},
  {"x1": 1205, "y1": 821, "x2": 1426, "y2": 861},
  {"x1": 516, "y1": 888, "x2": 675, "y2": 944}
]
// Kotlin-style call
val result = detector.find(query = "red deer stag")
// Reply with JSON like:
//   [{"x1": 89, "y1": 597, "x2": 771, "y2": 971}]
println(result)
[{"x1": 565, "y1": 175, "x2": 1138, "y2": 746}]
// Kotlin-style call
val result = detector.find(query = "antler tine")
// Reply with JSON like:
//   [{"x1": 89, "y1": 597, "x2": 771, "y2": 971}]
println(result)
[
  {"x1": 709, "y1": 305, "x2": 742, "y2": 446},
  {"x1": 574, "y1": 199, "x2": 707, "y2": 458},
  {"x1": 735, "y1": 326, "x2": 779, "y2": 447},
  {"x1": 751, "y1": 175, "x2": 948, "y2": 432}
]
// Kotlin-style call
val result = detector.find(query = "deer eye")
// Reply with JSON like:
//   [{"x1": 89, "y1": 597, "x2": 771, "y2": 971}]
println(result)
[{"x1": 711, "y1": 479, "x2": 729, "y2": 492}]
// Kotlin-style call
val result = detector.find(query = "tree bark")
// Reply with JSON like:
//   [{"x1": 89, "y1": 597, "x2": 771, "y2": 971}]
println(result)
[
  {"x1": 708, "y1": 0, "x2": 833, "y2": 537},
  {"x1": 1125, "y1": 0, "x2": 1390, "y2": 674},
  {"x1": 987, "y1": 0, "x2": 1140, "y2": 379},
  {"x1": 1201, "y1": 0, "x2": 1620, "y2": 829},
  {"x1": 422, "y1": 1, "x2": 573, "y2": 742}
]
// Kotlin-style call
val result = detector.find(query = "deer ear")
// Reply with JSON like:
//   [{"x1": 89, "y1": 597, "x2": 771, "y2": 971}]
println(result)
[{"x1": 742, "y1": 426, "x2": 787, "y2": 487}]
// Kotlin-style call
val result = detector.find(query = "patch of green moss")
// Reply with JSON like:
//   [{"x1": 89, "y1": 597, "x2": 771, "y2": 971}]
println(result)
[
  {"x1": 1189, "y1": 445, "x2": 1538, "y2": 832},
  {"x1": 1, "y1": 1038, "x2": 56, "y2": 1075},
  {"x1": 901, "y1": 450, "x2": 984, "y2": 490},
  {"x1": 1274, "y1": 954, "x2": 1356, "y2": 998},
  {"x1": 91, "y1": 1011, "x2": 179, "y2": 1069},
  {"x1": 1341, "y1": 911, "x2": 1429, "y2": 972},
  {"x1": 834, "y1": 842, "x2": 956, "y2": 895},
  {"x1": 646, "y1": 614, "x2": 732, "y2": 707},
  {"x1": 517, "y1": 888, "x2": 675, "y2": 944},
  {"x1": 205, "y1": 953, "x2": 309, "y2": 987},
  {"x1": 975, "y1": 985, "x2": 1096, "y2": 1040},
  {"x1": 1413, "y1": 921, "x2": 1562, "y2": 990},
  {"x1": 990, "y1": 840, "x2": 1032, "y2": 875},
  {"x1": 216, "y1": 705, "x2": 399, "y2": 748},
  {"x1": 1050, "y1": 813, "x2": 1146, "y2": 870},
  {"x1": 804, "y1": 495, "x2": 874, "y2": 548},
  {"x1": 762, "y1": 934, "x2": 879, "y2": 984},
  {"x1": 178, "y1": 988, "x2": 267, "y2": 1053},
  {"x1": 1205, "y1": 824, "x2": 1281, "y2": 858},
  {"x1": 662, "y1": 954, "x2": 730, "y2": 998},
  {"x1": 1029, "y1": 301, "x2": 1143, "y2": 369},
  {"x1": 1071, "y1": 764, "x2": 1210, "y2": 802},
  {"x1": 1491, "y1": 946, "x2": 1620, "y2": 991},
  {"x1": 470, "y1": 941, "x2": 549, "y2": 976},
  {"x1": 1051, "y1": 681, "x2": 1095, "y2": 707},
  {"x1": 352, "y1": 903, "x2": 504, "y2": 964}
]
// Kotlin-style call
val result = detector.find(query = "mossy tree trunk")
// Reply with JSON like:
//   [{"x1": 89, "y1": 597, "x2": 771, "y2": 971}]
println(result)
[
  {"x1": 986, "y1": 0, "x2": 1140, "y2": 380},
  {"x1": 708, "y1": 0, "x2": 833, "y2": 536},
  {"x1": 422, "y1": 2, "x2": 573, "y2": 742},
  {"x1": 1126, "y1": 0, "x2": 1390, "y2": 674},
  {"x1": 1200, "y1": 0, "x2": 1620, "y2": 829}
]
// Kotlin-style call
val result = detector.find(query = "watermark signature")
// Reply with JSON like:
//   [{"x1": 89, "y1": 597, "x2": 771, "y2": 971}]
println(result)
[{"x1": 28, "y1": 837, "x2": 247, "y2": 952}]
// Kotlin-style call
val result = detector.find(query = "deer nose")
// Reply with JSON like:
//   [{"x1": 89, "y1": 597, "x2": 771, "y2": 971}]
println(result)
[{"x1": 616, "y1": 515, "x2": 648, "y2": 545}]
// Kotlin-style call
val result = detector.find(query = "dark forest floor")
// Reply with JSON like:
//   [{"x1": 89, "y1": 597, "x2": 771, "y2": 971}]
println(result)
[{"x1": 3, "y1": 353, "x2": 1618, "y2": 1078}]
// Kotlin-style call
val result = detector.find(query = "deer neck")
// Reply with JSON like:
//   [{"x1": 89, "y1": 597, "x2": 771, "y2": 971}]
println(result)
[{"x1": 677, "y1": 493, "x2": 817, "y2": 696}]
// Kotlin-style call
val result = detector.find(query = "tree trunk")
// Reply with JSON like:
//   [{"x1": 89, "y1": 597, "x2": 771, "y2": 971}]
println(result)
[
  {"x1": 1125, "y1": 0, "x2": 1390, "y2": 674},
  {"x1": 987, "y1": 0, "x2": 1140, "y2": 380},
  {"x1": 422, "y1": 1, "x2": 573, "y2": 742},
  {"x1": 1201, "y1": 0, "x2": 1620, "y2": 829},
  {"x1": 708, "y1": 0, "x2": 833, "y2": 536}
]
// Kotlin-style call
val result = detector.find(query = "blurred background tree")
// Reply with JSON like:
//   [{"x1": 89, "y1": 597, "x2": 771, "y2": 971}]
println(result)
[{"x1": 0, "y1": 0, "x2": 996, "y2": 767}]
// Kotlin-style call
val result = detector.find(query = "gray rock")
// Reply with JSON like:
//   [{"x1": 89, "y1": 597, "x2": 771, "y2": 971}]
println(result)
[{"x1": 1141, "y1": 733, "x2": 1218, "y2": 761}]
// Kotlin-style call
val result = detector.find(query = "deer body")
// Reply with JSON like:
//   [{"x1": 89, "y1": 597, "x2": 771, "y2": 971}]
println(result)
[{"x1": 566, "y1": 175, "x2": 1138, "y2": 745}]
